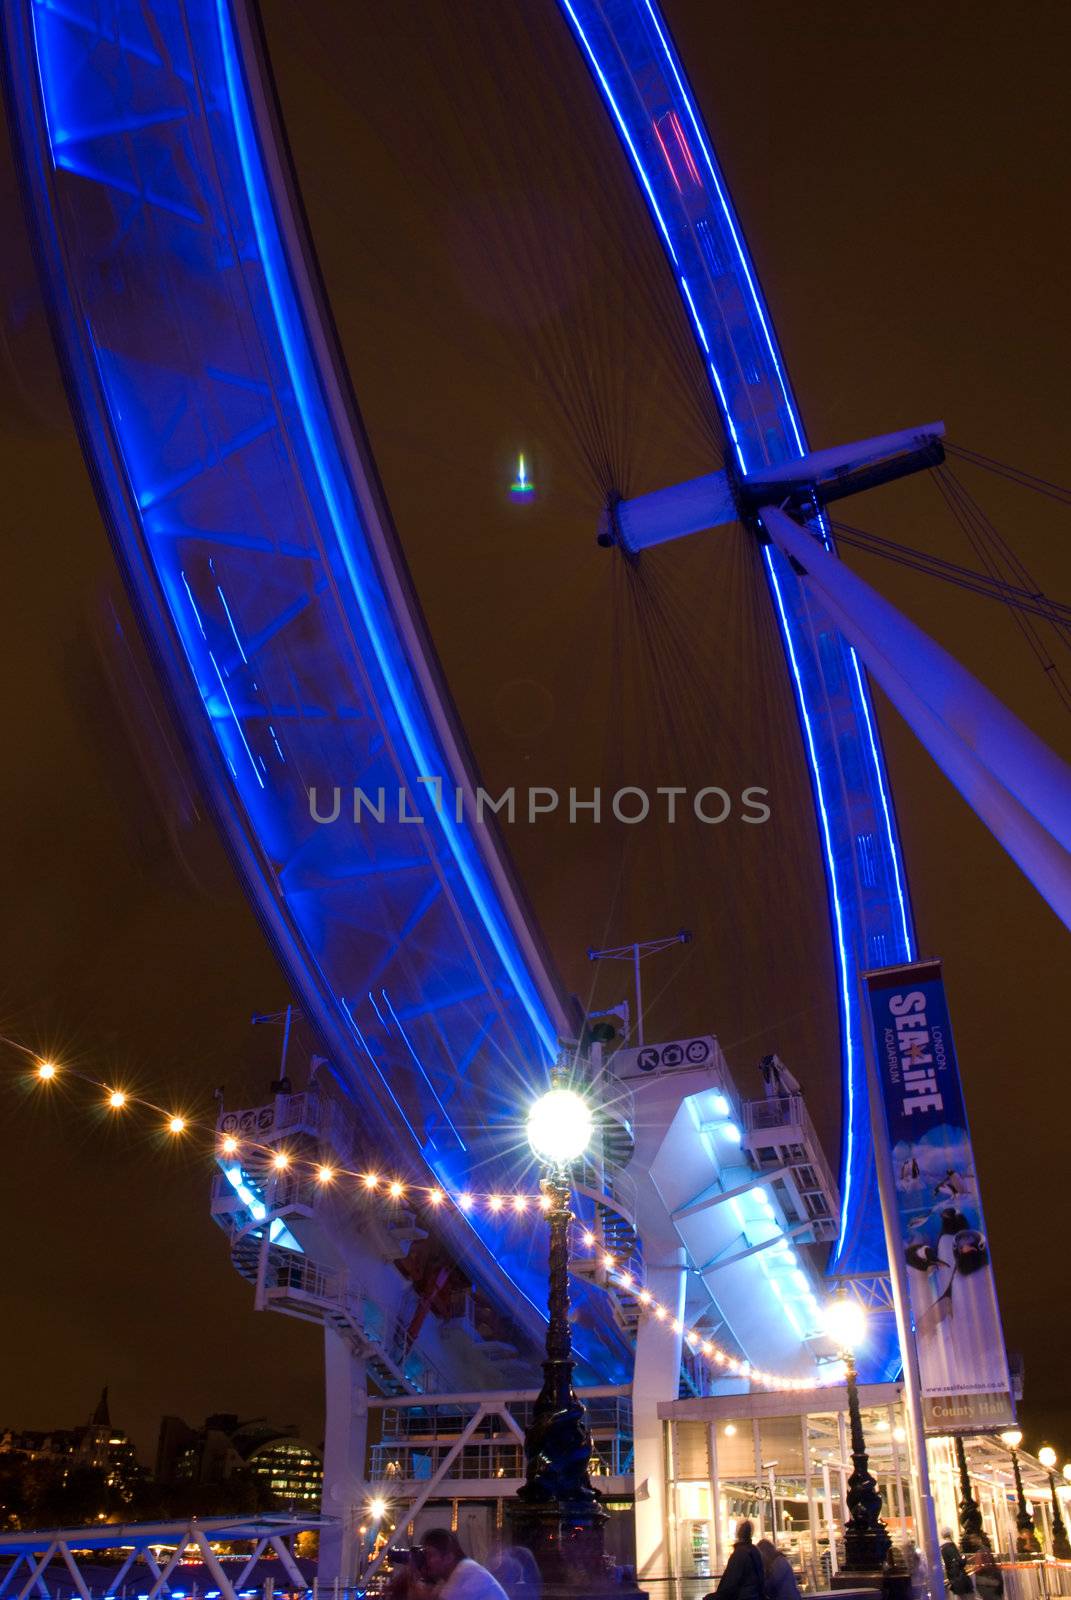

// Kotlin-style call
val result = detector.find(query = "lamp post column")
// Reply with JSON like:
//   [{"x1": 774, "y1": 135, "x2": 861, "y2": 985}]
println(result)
[
  {"x1": 510, "y1": 1167, "x2": 607, "y2": 1586},
  {"x1": 1005, "y1": 1440, "x2": 1043, "y2": 1561},
  {"x1": 954, "y1": 1436, "x2": 989, "y2": 1554},
  {"x1": 1038, "y1": 1451, "x2": 1071, "y2": 1561},
  {"x1": 841, "y1": 1346, "x2": 891, "y2": 1574}
]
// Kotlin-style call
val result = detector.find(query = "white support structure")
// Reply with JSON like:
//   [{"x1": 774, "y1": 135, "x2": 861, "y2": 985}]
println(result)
[
  {"x1": 760, "y1": 503, "x2": 1071, "y2": 931},
  {"x1": 600, "y1": 421, "x2": 944, "y2": 555},
  {"x1": 320, "y1": 1330, "x2": 368, "y2": 1585},
  {"x1": 632, "y1": 1250, "x2": 687, "y2": 1580},
  {"x1": 0, "y1": 1518, "x2": 326, "y2": 1600}
]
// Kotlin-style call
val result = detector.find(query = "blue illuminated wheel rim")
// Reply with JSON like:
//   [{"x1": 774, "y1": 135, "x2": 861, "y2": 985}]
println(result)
[{"x1": 4, "y1": 0, "x2": 912, "y2": 1375}]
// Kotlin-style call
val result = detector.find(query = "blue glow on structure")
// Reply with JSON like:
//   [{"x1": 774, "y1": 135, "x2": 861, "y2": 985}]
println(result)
[
  {"x1": 223, "y1": 1164, "x2": 302, "y2": 1252},
  {"x1": 13, "y1": 0, "x2": 911, "y2": 1377},
  {"x1": 214, "y1": 0, "x2": 555, "y2": 1061},
  {"x1": 557, "y1": 0, "x2": 916, "y2": 1311},
  {"x1": 848, "y1": 645, "x2": 915, "y2": 958},
  {"x1": 557, "y1": 0, "x2": 680, "y2": 268},
  {"x1": 763, "y1": 543, "x2": 857, "y2": 1231}
]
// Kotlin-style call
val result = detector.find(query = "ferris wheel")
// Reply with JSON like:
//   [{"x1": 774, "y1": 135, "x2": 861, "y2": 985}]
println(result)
[{"x1": 2, "y1": 0, "x2": 921, "y2": 1381}]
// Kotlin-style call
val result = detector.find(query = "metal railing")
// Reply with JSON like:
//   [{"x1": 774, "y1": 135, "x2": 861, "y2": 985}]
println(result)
[
  {"x1": 216, "y1": 1086, "x2": 356, "y2": 1165},
  {"x1": 262, "y1": 1252, "x2": 445, "y2": 1394},
  {"x1": 742, "y1": 1095, "x2": 839, "y2": 1211}
]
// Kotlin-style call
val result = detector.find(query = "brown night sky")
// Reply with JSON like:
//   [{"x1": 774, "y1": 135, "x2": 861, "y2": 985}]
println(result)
[{"x1": 1, "y1": 0, "x2": 1068, "y2": 1462}]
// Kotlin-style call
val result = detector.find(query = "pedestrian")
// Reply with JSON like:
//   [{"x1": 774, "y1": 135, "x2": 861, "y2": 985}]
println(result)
[
  {"x1": 940, "y1": 1529, "x2": 974, "y2": 1596},
  {"x1": 703, "y1": 1520, "x2": 765, "y2": 1600},
  {"x1": 419, "y1": 1529, "x2": 511, "y2": 1600},
  {"x1": 757, "y1": 1538, "x2": 802, "y2": 1600},
  {"x1": 968, "y1": 1549, "x2": 1003, "y2": 1600}
]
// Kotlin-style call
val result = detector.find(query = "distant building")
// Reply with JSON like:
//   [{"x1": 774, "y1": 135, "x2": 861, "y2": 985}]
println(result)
[
  {"x1": 0, "y1": 1387, "x2": 141, "y2": 1495},
  {"x1": 155, "y1": 1414, "x2": 322, "y2": 1510}
]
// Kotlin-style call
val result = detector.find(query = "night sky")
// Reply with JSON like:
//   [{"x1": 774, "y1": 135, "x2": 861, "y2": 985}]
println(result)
[{"x1": 1, "y1": 0, "x2": 1069, "y2": 1464}]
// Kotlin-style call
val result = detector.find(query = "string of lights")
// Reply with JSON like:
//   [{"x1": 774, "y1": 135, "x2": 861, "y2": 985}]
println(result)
[{"x1": 11, "y1": 1048, "x2": 836, "y2": 1394}]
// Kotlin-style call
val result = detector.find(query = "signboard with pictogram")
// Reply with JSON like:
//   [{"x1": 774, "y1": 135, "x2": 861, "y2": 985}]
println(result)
[{"x1": 614, "y1": 1035, "x2": 717, "y2": 1078}]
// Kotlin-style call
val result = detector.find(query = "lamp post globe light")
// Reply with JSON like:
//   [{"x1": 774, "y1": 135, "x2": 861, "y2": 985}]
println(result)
[
  {"x1": 823, "y1": 1290, "x2": 890, "y2": 1575},
  {"x1": 1038, "y1": 1449, "x2": 1071, "y2": 1560},
  {"x1": 510, "y1": 1075, "x2": 615, "y2": 1592},
  {"x1": 1000, "y1": 1430, "x2": 1041, "y2": 1557}
]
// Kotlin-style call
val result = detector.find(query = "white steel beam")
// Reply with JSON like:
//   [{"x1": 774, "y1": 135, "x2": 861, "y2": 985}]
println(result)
[
  {"x1": 190, "y1": 1530, "x2": 240, "y2": 1600},
  {"x1": 697, "y1": 1216, "x2": 813, "y2": 1275},
  {"x1": 761, "y1": 503, "x2": 1071, "y2": 931},
  {"x1": 362, "y1": 1406, "x2": 491, "y2": 1580},
  {"x1": 0, "y1": 1556, "x2": 26, "y2": 1600},
  {"x1": 232, "y1": 1538, "x2": 269, "y2": 1590},
  {"x1": 672, "y1": 1167, "x2": 787, "y2": 1224},
  {"x1": 55, "y1": 1550, "x2": 91, "y2": 1600},
  {"x1": 146, "y1": 1537, "x2": 192, "y2": 1600},
  {"x1": 16, "y1": 1546, "x2": 57, "y2": 1600},
  {"x1": 268, "y1": 1536, "x2": 307, "y2": 1590}
]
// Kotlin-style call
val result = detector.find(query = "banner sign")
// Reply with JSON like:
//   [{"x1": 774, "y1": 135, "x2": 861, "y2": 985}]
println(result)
[
  {"x1": 865, "y1": 959, "x2": 1014, "y2": 1433},
  {"x1": 614, "y1": 1035, "x2": 716, "y2": 1077}
]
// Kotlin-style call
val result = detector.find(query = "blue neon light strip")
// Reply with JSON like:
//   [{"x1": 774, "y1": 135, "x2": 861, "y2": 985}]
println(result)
[
  {"x1": 214, "y1": 0, "x2": 557, "y2": 1060},
  {"x1": 12, "y1": 0, "x2": 633, "y2": 1373},
  {"x1": 555, "y1": 0, "x2": 916, "y2": 1287}
]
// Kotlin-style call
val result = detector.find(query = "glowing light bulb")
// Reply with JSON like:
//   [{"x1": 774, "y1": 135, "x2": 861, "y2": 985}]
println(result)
[
  {"x1": 108, "y1": 1090, "x2": 127, "y2": 1110},
  {"x1": 654, "y1": 1305, "x2": 667, "y2": 1321},
  {"x1": 368, "y1": 1498, "x2": 387, "y2": 1520},
  {"x1": 639, "y1": 1289, "x2": 652, "y2": 1305},
  {"x1": 459, "y1": 1192, "x2": 474, "y2": 1210},
  {"x1": 428, "y1": 1188, "x2": 445, "y2": 1206},
  {"x1": 273, "y1": 1151, "x2": 289, "y2": 1170},
  {"x1": 221, "y1": 1135, "x2": 239, "y2": 1155},
  {"x1": 362, "y1": 1173, "x2": 378, "y2": 1189},
  {"x1": 603, "y1": 1254, "x2": 615, "y2": 1270},
  {"x1": 701, "y1": 1341, "x2": 713, "y2": 1356},
  {"x1": 538, "y1": 1193, "x2": 552, "y2": 1211},
  {"x1": 489, "y1": 1194, "x2": 503, "y2": 1211},
  {"x1": 582, "y1": 1231, "x2": 596, "y2": 1247},
  {"x1": 527, "y1": 1087, "x2": 592, "y2": 1165},
  {"x1": 512, "y1": 1194, "x2": 527, "y2": 1213},
  {"x1": 620, "y1": 1272, "x2": 633, "y2": 1288},
  {"x1": 317, "y1": 1165, "x2": 335, "y2": 1184},
  {"x1": 36, "y1": 1061, "x2": 57, "y2": 1080},
  {"x1": 168, "y1": 1116, "x2": 186, "y2": 1134},
  {"x1": 1040, "y1": 1446, "x2": 1057, "y2": 1471},
  {"x1": 388, "y1": 1180, "x2": 404, "y2": 1199},
  {"x1": 724, "y1": 1423, "x2": 737, "y2": 1437},
  {"x1": 824, "y1": 1292, "x2": 866, "y2": 1353}
]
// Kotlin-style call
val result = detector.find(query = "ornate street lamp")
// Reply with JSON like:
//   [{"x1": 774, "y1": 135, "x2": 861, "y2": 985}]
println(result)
[
  {"x1": 1000, "y1": 1430, "x2": 1041, "y2": 1557},
  {"x1": 954, "y1": 1436, "x2": 990, "y2": 1553},
  {"x1": 1038, "y1": 1448, "x2": 1071, "y2": 1560},
  {"x1": 824, "y1": 1290, "x2": 890, "y2": 1573},
  {"x1": 510, "y1": 1081, "x2": 610, "y2": 1587}
]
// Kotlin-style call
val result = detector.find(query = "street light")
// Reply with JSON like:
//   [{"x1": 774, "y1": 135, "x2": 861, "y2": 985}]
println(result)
[
  {"x1": 1000, "y1": 1430, "x2": 1042, "y2": 1558},
  {"x1": 510, "y1": 1076, "x2": 608, "y2": 1586},
  {"x1": 953, "y1": 1435, "x2": 989, "y2": 1553},
  {"x1": 526, "y1": 1087, "x2": 593, "y2": 1167},
  {"x1": 823, "y1": 1290, "x2": 890, "y2": 1573},
  {"x1": 1038, "y1": 1448, "x2": 1071, "y2": 1560}
]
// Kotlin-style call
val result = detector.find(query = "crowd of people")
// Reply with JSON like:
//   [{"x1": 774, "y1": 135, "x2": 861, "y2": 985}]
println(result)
[
  {"x1": 385, "y1": 1516, "x2": 1011, "y2": 1600},
  {"x1": 383, "y1": 1530, "x2": 535, "y2": 1600}
]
